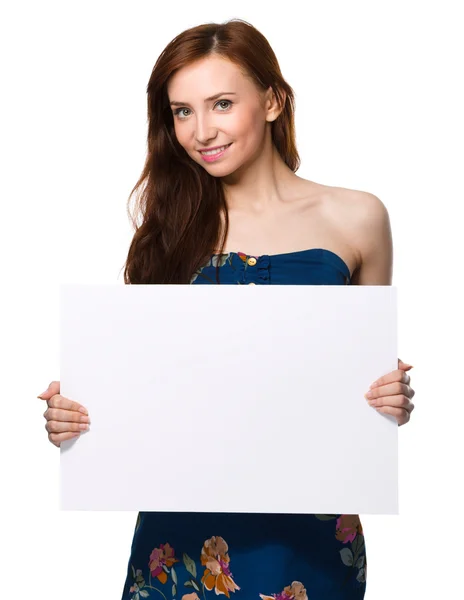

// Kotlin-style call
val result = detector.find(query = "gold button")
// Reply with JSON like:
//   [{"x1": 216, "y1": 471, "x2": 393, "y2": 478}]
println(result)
[
  {"x1": 247, "y1": 257, "x2": 257, "y2": 266},
  {"x1": 248, "y1": 282, "x2": 256, "y2": 285}
]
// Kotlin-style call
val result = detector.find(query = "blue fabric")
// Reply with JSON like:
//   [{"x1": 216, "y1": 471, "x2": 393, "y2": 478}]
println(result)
[
  {"x1": 190, "y1": 248, "x2": 351, "y2": 286},
  {"x1": 121, "y1": 248, "x2": 366, "y2": 600}
]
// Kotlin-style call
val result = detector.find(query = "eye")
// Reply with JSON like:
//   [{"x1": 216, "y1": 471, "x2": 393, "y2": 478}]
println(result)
[
  {"x1": 216, "y1": 99, "x2": 233, "y2": 111},
  {"x1": 173, "y1": 107, "x2": 192, "y2": 119}
]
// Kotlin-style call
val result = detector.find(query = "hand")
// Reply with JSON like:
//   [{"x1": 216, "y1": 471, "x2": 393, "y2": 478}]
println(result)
[
  {"x1": 37, "y1": 381, "x2": 91, "y2": 447},
  {"x1": 364, "y1": 358, "x2": 416, "y2": 426}
]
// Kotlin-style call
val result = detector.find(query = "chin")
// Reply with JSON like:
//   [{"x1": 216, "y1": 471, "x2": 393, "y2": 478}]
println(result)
[{"x1": 197, "y1": 161, "x2": 237, "y2": 177}]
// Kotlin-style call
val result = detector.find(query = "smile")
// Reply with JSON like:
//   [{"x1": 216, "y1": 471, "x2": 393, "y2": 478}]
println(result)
[{"x1": 199, "y1": 143, "x2": 232, "y2": 162}]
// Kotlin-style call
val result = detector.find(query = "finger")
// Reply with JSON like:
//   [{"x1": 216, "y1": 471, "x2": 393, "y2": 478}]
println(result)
[
  {"x1": 398, "y1": 358, "x2": 414, "y2": 369},
  {"x1": 45, "y1": 419, "x2": 90, "y2": 434},
  {"x1": 43, "y1": 407, "x2": 90, "y2": 423},
  {"x1": 374, "y1": 405, "x2": 411, "y2": 426},
  {"x1": 365, "y1": 381, "x2": 410, "y2": 400},
  {"x1": 369, "y1": 369, "x2": 411, "y2": 389},
  {"x1": 37, "y1": 380, "x2": 60, "y2": 399},
  {"x1": 367, "y1": 393, "x2": 415, "y2": 412},
  {"x1": 48, "y1": 431, "x2": 82, "y2": 447},
  {"x1": 46, "y1": 394, "x2": 88, "y2": 415}
]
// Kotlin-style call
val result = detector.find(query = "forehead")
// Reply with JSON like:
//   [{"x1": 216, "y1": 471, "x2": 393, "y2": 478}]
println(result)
[{"x1": 167, "y1": 55, "x2": 249, "y2": 98}]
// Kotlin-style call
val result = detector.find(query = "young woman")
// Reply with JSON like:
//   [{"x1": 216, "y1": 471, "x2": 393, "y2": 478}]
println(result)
[{"x1": 38, "y1": 18, "x2": 416, "y2": 600}]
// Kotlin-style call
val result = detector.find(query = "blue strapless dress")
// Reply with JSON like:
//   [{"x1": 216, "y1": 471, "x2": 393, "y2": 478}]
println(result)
[{"x1": 121, "y1": 248, "x2": 366, "y2": 600}]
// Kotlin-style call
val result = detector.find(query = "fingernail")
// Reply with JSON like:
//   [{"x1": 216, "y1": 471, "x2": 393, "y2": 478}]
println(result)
[
  {"x1": 78, "y1": 406, "x2": 88, "y2": 415},
  {"x1": 365, "y1": 391, "x2": 373, "y2": 399},
  {"x1": 37, "y1": 390, "x2": 49, "y2": 398},
  {"x1": 369, "y1": 382, "x2": 378, "y2": 389}
]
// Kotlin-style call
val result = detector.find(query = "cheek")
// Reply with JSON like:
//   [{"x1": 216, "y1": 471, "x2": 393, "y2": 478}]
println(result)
[
  {"x1": 233, "y1": 109, "x2": 266, "y2": 148},
  {"x1": 173, "y1": 123, "x2": 189, "y2": 149},
  {"x1": 232, "y1": 110, "x2": 257, "y2": 137}
]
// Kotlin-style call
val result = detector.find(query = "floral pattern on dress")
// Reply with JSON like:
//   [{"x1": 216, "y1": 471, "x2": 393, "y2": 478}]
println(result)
[
  {"x1": 190, "y1": 253, "x2": 232, "y2": 284},
  {"x1": 149, "y1": 543, "x2": 179, "y2": 584},
  {"x1": 127, "y1": 513, "x2": 366, "y2": 599},
  {"x1": 259, "y1": 580, "x2": 308, "y2": 600},
  {"x1": 128, "y1": 536, "x2": 240, "y2": 600},
  {"x1": 315, "y1": 514, "x2": 367, "y2": 584},
  {"x1": 200, "y1": 536, "x2": 240, "y2": 597},
  {"x1": 129, "y1": 541, "x2": 182, "y2": 600}
]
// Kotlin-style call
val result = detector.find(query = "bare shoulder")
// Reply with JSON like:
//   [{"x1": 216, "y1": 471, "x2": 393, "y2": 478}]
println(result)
[
  {"x1": 317, "y1": 183, "x2": 393, "y2": 285},
  {"x1": 323, "y1": 184, "x2": 390, "y2": 234}
]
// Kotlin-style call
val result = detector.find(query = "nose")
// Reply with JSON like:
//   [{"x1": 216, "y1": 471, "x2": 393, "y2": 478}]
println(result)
[{"x1": 195, "y1": 112, "x2": 217, "y2": 147}]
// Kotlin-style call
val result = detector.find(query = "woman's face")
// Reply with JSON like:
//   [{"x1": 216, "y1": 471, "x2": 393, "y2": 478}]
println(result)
[{"x1": 167, "y1": 55, "x2": 276, "y2": 177}]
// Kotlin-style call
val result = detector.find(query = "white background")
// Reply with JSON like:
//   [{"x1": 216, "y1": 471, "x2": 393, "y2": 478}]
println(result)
[{"x1": 1, "y1": 1, "x2": 462, "y2": 598}]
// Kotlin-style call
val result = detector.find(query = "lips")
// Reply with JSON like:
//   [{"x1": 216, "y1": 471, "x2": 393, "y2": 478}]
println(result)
[{"x1": 199, "y1": 143, "x2": 232, "y2": 156}]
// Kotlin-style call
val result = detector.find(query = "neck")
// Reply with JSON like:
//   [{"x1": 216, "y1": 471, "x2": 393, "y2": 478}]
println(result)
[{"x1": 221, "y1": 135, "x2": 299, "y2": 215}]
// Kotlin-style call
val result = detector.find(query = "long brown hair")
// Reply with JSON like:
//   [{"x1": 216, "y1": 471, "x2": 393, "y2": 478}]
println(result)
[{"x1": 123, "y1": 18, "x2": 300, "y2": 284}]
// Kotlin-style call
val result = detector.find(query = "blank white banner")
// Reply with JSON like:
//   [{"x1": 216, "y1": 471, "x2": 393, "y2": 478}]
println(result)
[{"x1": 59, "y1": 284, "x2": 398, "y2": 514}]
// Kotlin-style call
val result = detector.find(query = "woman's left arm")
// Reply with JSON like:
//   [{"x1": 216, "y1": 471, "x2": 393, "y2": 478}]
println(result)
[{"x1": 344, "y1": 190, "x2": 416, "y2": 426}]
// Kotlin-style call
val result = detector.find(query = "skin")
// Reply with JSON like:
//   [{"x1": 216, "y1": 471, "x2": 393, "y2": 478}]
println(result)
[{"x1": 39, "y1": 55, "x2": 415, "y2": 447}]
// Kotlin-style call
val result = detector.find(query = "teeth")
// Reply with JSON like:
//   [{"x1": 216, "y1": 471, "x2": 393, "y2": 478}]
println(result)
[{"x1": 200, "y1": 144, "x2": 229, "y2": 156}]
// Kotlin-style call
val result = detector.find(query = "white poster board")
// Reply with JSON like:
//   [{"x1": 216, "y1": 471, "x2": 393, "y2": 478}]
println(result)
[{"x1": 60, "y1": 284, "x2": 398, "y2": 514}]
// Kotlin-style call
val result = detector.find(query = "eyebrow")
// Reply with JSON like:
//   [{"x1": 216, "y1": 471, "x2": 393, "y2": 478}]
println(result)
[{"x1": 169, "y1": 92, "x2": 237, "y2": 107}]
